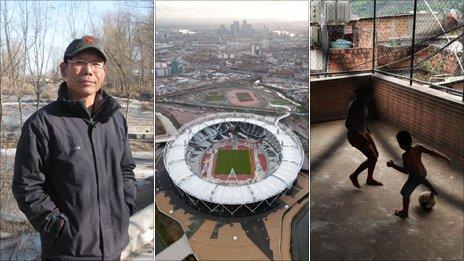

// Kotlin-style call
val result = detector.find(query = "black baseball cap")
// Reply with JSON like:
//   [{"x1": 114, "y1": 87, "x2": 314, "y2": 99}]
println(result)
[{"x1": 63, "y1": 35, "x2": 107, "y2": 62}]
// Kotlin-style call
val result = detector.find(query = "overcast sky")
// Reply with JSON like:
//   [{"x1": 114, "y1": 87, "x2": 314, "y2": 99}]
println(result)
[{"x1": 156, "y1": 1, "x2": 308, "y2": 22}]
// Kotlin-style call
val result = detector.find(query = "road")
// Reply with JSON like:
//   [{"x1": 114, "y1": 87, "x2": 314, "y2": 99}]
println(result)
[{"x1": 155, "y1": 100, "x2": 308, "y2": 117}]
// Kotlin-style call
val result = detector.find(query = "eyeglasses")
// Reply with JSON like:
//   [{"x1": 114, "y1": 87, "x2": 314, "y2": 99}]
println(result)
[{"x1": 68, "y1": 60, "x2": 106, "y2": 71}]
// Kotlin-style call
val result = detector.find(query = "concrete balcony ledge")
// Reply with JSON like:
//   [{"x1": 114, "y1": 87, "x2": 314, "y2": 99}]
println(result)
[
  {"x1": 373, "y1": 72, "x2": 463, "y2": 104},
  {"x1": 310, "y1": 72, "x2": 371, "y2": 82}
]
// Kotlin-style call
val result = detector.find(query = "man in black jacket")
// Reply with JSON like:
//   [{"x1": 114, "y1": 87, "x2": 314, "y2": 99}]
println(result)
[{"x1": 12, "y1": 35, "x2": 137, "y2": 260}]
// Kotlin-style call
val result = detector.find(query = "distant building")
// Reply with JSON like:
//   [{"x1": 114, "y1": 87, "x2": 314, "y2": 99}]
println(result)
[
  {"x1": 170, "y1": 60, "x2": 182, "y2": 75},
  {"x1": 251, "y1": 44, "x2": 261, "y2": 56},
  {"x1": 261, "y1": 39, "x2": 269, "y2": 48},
  {"x1": 155, "y1": 62, "x2": 171, "y2": 77},
  {"x1": 155, "y1": 43, "x2": 174, "y2": 52},
  {"x1": 227, "y1": 41, "x2": 241, "y2": 47},
  {"x1": 217, "y1": 53, "x2": 236, "y2": 59},
  {"x1": 311, "y1": 7, "x2": 463, "y2": 76},
  {"x1": 155, "y1": 60, "x2": 182, "y2": 77},
  {"x1": 231, "y1": 21, "x2": 240, "y2": 34},
  {"x1": 219, "y1": 24, "x2": 226, "y2": 34},
  {"x1": 242, "y1": 19, "x2": 247, "y2": 31},
  {"x1": 241, "y1": 19, "x2": 254, "y2": 35}
]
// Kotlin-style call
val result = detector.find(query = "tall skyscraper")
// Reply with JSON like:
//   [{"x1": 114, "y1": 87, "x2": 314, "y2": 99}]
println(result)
[{"x1": 231, "y1": 20, "x2": 240, "y2": 34}]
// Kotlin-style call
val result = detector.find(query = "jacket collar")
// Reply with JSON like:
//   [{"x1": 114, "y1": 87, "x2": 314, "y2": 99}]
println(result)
[{"x1": 57, "y1": 82, "x2": 121, "y2": 122}]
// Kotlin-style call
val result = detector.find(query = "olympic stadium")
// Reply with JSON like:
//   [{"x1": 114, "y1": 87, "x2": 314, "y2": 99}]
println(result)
[{"x1": 163, "y1": 112, "x2": 304, "y2": 216}]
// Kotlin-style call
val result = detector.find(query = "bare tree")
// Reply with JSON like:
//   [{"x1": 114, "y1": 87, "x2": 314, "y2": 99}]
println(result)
[
  {"x1": 9, "y1": 1, "x2": 36, "y2": 127},
  {"x1": 27, "y1": 3, "x2": 55, "y2": 110},
  {"x1": 0, "y1": 0, "x2": 4, "y2": 170},
  {"x1": 63, "y1": 1, "x2": 91, "y2": 40},
  {"x1": 135, "y1": 10, "x2": 154, "y2": 89},
  {"x1": 100, "y1": 8, "x2": 154, "y2": 119},
  {"x1": 102, "y1": 11, "x2": 137, "y2": 120},
  {"x1": 0, "y1": 1, "x2": 28, "y2": 235},
  {"x1": 1, "y1": 0, "x2": 27, "y2": 149},
  {"x1": 64, "y1": 2, "x2": 79, "y2": 39}
]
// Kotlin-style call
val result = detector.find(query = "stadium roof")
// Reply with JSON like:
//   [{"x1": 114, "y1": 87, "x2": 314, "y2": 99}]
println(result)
[{"x1": 164, "y1": 113, "x2": 304, "y2": 205}]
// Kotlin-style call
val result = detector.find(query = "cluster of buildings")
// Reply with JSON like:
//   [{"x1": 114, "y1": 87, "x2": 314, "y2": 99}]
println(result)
[
  {"x1": 155, "y1": 19, "x2": 308, "y2": 93},
  {"x1": 155, "y1": 60, "x2": 183, "y2": 77},
  {"x1": 219, "y1": 19, "x2": 255, "y2": 36}
]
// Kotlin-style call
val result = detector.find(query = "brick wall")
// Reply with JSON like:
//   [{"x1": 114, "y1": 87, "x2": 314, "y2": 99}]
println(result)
[
  {"x1": 349, "y1": 16, "x2": 412, "y2": 49},
  {"x1": 327, "y1": 15, "x2": 455, "y2": 74},
  {"x1": 310, "y1": 74, "x2": 463, "y2": 165},
  {"x1": 378, "y1": 44, "x2": 458, "y2": 75},
  {"x1": 352, "y1": 19, "x2": 373, "y2": 48},
  {"x1": 423, "y1": 46, "x2": 459, "y2": 76},
  {"x1": 310, "y1": 75, "x2": 372, "y2": 123},
  {"x1": 328, "y1": 16, "x2": 416, "y2": 73},
  {"x1": 328, "y1": 48, "x2": 373, "y2": 72},
  {"x1": 446, "y1": 82, "x2": 463, "y2": 91},
  {"x1": 377, "y1": 16, "x2": 412, "y2": 42},
  {"x1": 377, "y1": 45, "x2": 414, "y2": 69},
  {"x1": 373, "y1": 75, "x2": 464, "y2": 165}
]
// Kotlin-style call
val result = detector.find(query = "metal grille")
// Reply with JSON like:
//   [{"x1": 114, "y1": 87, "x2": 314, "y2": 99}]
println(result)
[
  {"x1": 310, "y1": 0, "x2": 374, "y2": 76},
  {"x1": 374, "y1": 0, "x2": 415, "y2": 80},
  {"x1": 375, "y1": 0, "x2": 463, "y2": 95},
  {"x1": 311, "y1": 0, "x2": 464, "y2": 97}
]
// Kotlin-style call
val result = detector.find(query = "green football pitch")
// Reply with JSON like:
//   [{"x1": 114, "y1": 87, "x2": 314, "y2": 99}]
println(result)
[{"x1": 214, "y1": 149, "x2": 253, "y2": 175}]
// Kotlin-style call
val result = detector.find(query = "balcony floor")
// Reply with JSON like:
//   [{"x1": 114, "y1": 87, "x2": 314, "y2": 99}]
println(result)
[{"x1": 310, "y1": 120, "x2": 464, "y2": 260}]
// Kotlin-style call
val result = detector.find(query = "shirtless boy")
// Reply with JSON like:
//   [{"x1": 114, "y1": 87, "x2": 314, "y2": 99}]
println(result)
[
  {"x1": 387, "y1": 130, "x2": 451, "y2": 218},
  {"x1": 346, "y1": 86, "x2": 383, "y2": 188}
]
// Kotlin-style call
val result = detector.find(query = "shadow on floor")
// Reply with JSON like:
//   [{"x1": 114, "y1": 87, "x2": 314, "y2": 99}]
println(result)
[{"x1": 310, "y1": 128, "x2": 347, "y2": 176}]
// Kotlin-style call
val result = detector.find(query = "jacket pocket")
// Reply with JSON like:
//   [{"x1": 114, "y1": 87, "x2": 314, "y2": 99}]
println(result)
[
  {"x1": 52, "y1": 220, "x2": 65, "y2": 244},
  {"x1": 52, "y1": 216, "x2": 73, "y2": 249}
]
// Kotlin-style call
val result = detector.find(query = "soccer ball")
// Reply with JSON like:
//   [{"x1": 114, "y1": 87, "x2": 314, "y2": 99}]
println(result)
[{"x1": 418, "y1": 192, "x2": 436, "y2": 210}]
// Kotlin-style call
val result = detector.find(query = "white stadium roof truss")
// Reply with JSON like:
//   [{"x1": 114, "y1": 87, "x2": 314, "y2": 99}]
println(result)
[{"x1": 164, "y1": 112, "x2": 304, "y2": 213}]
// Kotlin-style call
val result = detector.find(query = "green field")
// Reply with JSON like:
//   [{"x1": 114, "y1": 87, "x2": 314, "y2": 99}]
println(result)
[
  {"x1": 271, "y1": 98, "x2": 292, "y2": 106},
  {"x1": 214, "y1": 149, "x2": 252, "y2": 175},
  {"x1": 206, "y1": 94, "x2": 223, "y2": 102}
]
